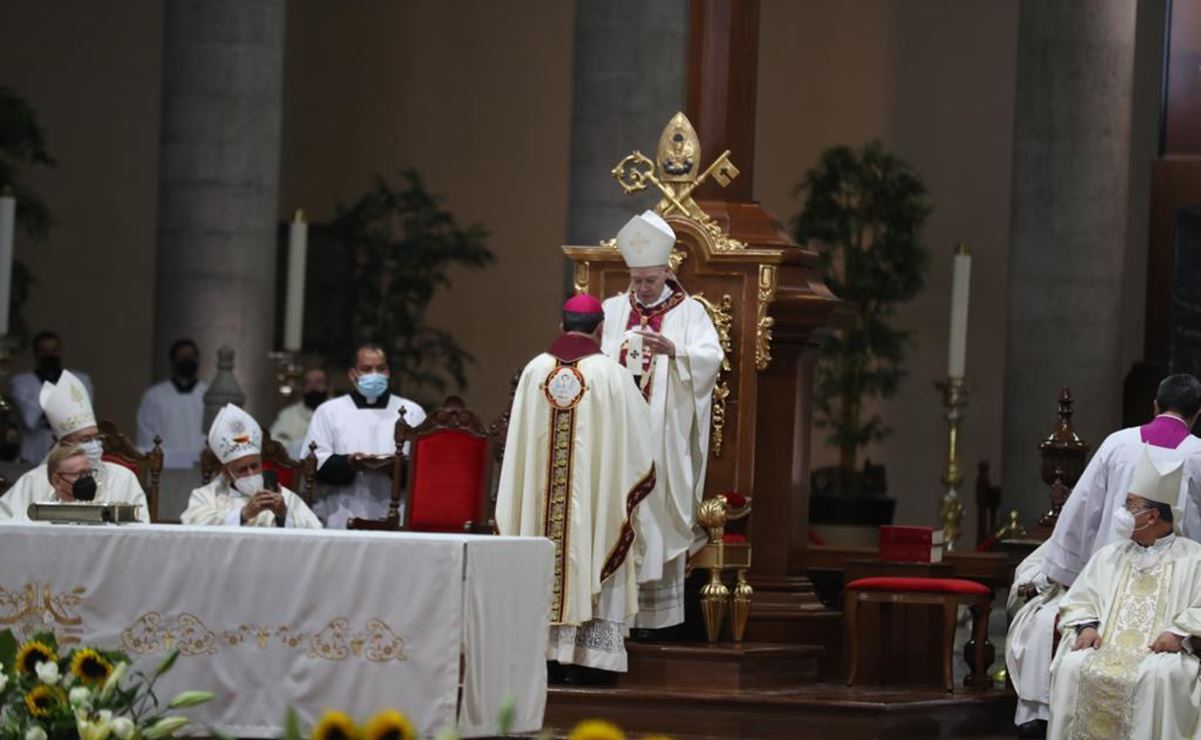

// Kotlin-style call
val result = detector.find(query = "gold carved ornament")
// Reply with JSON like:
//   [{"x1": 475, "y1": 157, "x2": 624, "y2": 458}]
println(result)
[
  {"x1": 755, "y1": 264, "x2": 777, "y2": 370},
  {"x1": 0, "y1": 582, "x2": 86, "y2": 645},
  {"x1": 692, "y1": 293, "x2": 734, "y2": 456}
]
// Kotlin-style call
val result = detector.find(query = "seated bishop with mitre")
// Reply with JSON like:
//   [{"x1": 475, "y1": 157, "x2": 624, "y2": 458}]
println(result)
[
  {"x1": 182, "y1": 404, "x2": 321, "y2": 528},
  {"x1": 1047, "y1": 446, "x2": 1201, "y2": 739}
]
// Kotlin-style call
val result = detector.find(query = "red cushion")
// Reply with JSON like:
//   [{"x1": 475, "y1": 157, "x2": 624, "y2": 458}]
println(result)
[
  {"x1": 723, "y1": 491, "x2": 748, "y2": 508},
  {"x1": 722, "y1": 533, "x2": 748, "y2": 543},
  {"x1": 261, "y1": 460, "x2": 296, "y2": 492},
  {"x1": 101, "y1": 454, "x2": 139, "y2": 476},
  {"x1": 408, "y1": 430, "x2": 488, "y2": 532},
  {"x1": 846, "y1": 576, "x2": 990, "y2": 596}
]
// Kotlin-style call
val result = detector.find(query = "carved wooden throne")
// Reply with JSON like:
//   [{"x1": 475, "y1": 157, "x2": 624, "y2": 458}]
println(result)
[{"x1": 563, "y1": 111, "x2": 841, "y2": 645}]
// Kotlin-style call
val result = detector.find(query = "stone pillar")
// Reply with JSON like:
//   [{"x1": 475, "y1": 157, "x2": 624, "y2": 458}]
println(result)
[
  {"x1": 564, "y1": 0, "x2": 688, "y2": 287},
  {"x1": 1002, "y1": 1, "x2": 1138, "y2": 520},
  {"x1": 152, "y1": 0, "x2": 285, "y2": 421}
]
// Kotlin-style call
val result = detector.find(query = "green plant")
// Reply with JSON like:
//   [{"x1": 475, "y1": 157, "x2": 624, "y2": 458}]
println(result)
[
  {"x1": 331, "y1": 170, "x2": 494, "y2": 406},
  {"x1": 793, "y1": 141, "x2": 931, "y2": 475}
]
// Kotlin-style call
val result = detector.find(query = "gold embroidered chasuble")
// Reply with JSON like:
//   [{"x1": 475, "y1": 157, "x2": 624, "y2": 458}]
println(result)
[
  {"x1": 495, "y1": 337, "x2": 655, "y2": 628},
  {"x1": 1048, "y1": 536, "x2": 1201, "y2": 740}
]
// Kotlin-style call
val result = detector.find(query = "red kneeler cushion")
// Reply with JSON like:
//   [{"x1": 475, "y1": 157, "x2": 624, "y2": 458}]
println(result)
[
  {"x1": 722, "y1": 533, "x2": 748, "y2": 544},
  {"x1": 846, "y1": 576, "x2": 990, "y2": 596},
  {"x1": 408, "y1": 430, "x2": 488, "y2": 532}
]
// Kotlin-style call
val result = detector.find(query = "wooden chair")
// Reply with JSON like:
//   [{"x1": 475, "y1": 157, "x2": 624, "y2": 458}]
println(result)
[
  {"x1": 348, "y1": 396, "x2": 492, "y2": 533},
  {"x1": 98, "y1": 419, "x2": 164, "y2": 522},
  {"x1": 199, "y1": 427, "x2": 317, "y2": 503},
  {"x1": 690, "y1": 492, "x2": 754, "y2": 643}
]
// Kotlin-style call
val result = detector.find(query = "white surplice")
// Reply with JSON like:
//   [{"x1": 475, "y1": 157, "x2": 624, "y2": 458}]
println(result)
[
  {"x1": 136, "y1": 379, "x2": 209, "y2": 469},
  {"x1": 0, "y1": 460, "x2": 149, "y2": 522},
  {"x1": 1006, "y1": 541, "x2": 1065, "y2": 725},
  {"x1": 496, "y1": 336, "x2": 654, "y2": 671},
  {"x1": 10, "y1": 369, "x2": 93, "y2": 464},
  {"x1": 180, "y1": 476, "x2": 322, "y2": 529},
  {"x1": 269, "y1": 401, "x2": 315, "y2": 459},
  {"x1": 301, "y1": 394, "x2": 426, "y2": 529},
  {"x1": 601, "y1": 287, "x2": 721, "y2": 628},
  {"x1": 1048, "y1": 535, "x2": 1201, "y2": 740},
  {"x1": 1044, "y1": 424, "x2": 1201, "y2": 587}
]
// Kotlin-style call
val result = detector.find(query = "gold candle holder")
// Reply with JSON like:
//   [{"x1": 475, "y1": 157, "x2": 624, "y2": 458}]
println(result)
[{"x1": 935, "y1": 376, "x2": 969, "y2": 551}]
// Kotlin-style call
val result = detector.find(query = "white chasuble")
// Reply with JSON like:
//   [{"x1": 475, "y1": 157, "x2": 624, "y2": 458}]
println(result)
[
  {"x1": 601, "y1": 286, "x2": 721, "y2": 628},
  {"x1": 496, "y1": 335, "x2": 655, "y2": 671},
  {"x1": 1006, "y1": 540, "x2": 1065, "y2": 725},
  {"x1": 301, "y1": 394, "x2": 426, "y2": 529},
  {"x1": 1048, "y1": 536, "x2": 1201, "y2": 740},
  {"x1": 0, "y1": 461, "x2": 149, "y2": 523},
  {"x1": 181, "y1": 477, "x2": 322, "y2": 529}
]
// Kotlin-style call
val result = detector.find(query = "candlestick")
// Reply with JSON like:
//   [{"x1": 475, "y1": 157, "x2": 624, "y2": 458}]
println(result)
[
  {"x1": 947, "y1": 243, "x2": 971, "y2": 377},
  {"x1": 936, "y1": 376, "x2": 970, "y2": 551},
  {"x1": 0, "y1": 189, "x2": 16, "y2": 335},
  {"x1": 284, "y1": 209, "x2": 308, "y2": 352}
]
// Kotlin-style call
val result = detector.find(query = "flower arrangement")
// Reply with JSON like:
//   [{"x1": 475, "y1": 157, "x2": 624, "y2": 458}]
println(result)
[{"x1": 0, "y1": 629, "x2": 212, "y2": 740}]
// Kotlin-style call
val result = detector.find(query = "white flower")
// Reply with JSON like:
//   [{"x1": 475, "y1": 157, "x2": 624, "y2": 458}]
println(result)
[
  {"x1": 110, "y1": 717, "x2": 135, "y2": 740},
  {"x1": 143, "y1": 716, "x2": 189, "y2": 739},
  {"x1": 25, "y1": 726, "x2": 48, "y2": 740},
  {"x1": 70, "y1": 685, "x2": 93, "y2": 708},
  {"x1": 35, "y1": 660, "x2": 60, "y2": 685},
  {"x1": 76, "y1": 709, "x2": 114, "y2": 740}
]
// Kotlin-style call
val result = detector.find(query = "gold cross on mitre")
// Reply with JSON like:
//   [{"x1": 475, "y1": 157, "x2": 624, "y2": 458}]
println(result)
[{"x1": 610, "y1": 112, "x2": 744, "y2": 251}]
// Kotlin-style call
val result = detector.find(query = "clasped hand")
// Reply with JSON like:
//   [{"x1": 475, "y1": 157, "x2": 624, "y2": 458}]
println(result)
[
  {"x1": 242, "y1": 490, "x2": 286, "y2": 522},
  {"x1": 1073, "y1": 627, "x2": 1183, "y2": 653}
]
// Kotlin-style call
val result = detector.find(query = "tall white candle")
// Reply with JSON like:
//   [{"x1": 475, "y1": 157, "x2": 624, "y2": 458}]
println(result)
[
  {"x1": 283, "y1": 209, "x2": 308, "y2": 352},
  {"x1": 0, "y1": 191, "x2": 16, "y2": 336},
  {"x1": 947, "y1": 243, "x2": 972, "y2": 378}
]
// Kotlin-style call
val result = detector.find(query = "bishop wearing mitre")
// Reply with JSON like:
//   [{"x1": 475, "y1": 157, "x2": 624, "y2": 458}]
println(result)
[
  {"x1": 0, "y1": 369, "x2": 147, "y2": 521},
  {"x1": 601, "y1": 210, "x2": 722, "y2": 629},
  {"x1": 182, "y1": 403, "x2": 322, "y2": 528},
  {"x1": 496, "y1": 294, "x2": 655, "y2": 672},
  {"x1": 1048, "y1": 447, "x2": 1201, "y2": 739}
]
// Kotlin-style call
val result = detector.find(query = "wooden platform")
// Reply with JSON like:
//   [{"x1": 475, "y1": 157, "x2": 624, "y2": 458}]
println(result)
[
  {"x1": 545, "y1": 683, "x2": 1016, "y2": 739},
  {"x1": 620, "y1": 642, "x2": 822, "y2": 692}
]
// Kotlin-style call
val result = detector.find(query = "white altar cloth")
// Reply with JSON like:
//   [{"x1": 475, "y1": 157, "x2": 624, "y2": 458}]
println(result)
[{"x1": 0, "y1": 523, "x2": 553, "y2": 737}]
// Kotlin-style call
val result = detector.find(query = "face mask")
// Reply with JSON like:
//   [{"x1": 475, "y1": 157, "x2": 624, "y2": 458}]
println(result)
[
  {"x1": 36, "y1": 356, "x2": 63, "y2": 383},
  {"x1": 232, "y1": 474, "x2": 263, "y2": 498},
  {"x1": 356, "y1": 373, "x2": 389, "y2": 401},
  {"x1": 79, "y1": 439, "x2": 104, "y2": 468},
  {"x1": 1113, "y1": 506, "x2": 1151, "y2": 540},
  {"x1": 72, "y1": 476, "x2": 97, "y2": 502},
  {"x1": 174, "y1": 358, "x2": 199, "y2": 380},
  {"x1": 303, "y1": 390, "x2": 328, "y2": 410}
]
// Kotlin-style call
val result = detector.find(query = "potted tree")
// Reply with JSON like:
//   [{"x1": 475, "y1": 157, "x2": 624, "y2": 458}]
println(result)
[{"x1": 793, "y1": 141, "x2": 930, "y2": 526}]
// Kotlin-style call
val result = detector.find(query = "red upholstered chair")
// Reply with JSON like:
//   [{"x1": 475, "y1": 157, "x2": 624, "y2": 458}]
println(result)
[
  {"x1": 98, "y1": 419, "x2": 164, "y2": 522},
  {"x1": 200, "y1": 427, "x2": 317, "y2": 503},
  {"x1": 348, "y1": 396, "x2": 492, "y2": 533},
  {"x1": 844, "y1": 576, "x2": 993, "y2": 692}
]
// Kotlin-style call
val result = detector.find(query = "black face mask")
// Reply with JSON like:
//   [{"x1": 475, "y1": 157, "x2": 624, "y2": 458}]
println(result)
[
  {"x1": 303, "y1": 391, "x2": 328, "y2": 410},
  {"x1": 72, "y1": 476, "x2": 97, "y2": 502},
  {"x1": 35, "y1": 356, "x2": 63, "y2": 383},
  {"x1": 174, "y1": 358, "x2": 199, "y2": 380}
]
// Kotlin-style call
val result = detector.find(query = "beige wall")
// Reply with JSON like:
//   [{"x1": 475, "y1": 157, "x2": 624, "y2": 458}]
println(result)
[
  {"x1": 755, "y1": 0, "x2": 1020, "y2": 534},
  {"x1": 0, "y1": 1, "x2": 163, "y2": 435}
]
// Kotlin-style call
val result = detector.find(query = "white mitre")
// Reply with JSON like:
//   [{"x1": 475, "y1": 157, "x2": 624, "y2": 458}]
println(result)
[
  {"x1": 39, "y1": 369, "x2": 96, "y2": 438},
  {"x1": 1129, "y1": 445, "x2": 1184, "y2": 509},
  {"x1": 616, "y1": 210, "x2": 676, "y2": 268},
  {"x1": 208, "y1": 403, "x2": 262, "y2": 464}
]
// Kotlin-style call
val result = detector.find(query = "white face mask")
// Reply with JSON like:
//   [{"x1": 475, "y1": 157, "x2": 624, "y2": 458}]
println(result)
[
  {"x1": 232, "y1": 474, "x2": 263, "y2": 497},
  {"x1": 79, "y1": 439, "x2": 104, "y2": 469},
  {"x1": 1113, "y1": 506, "x2": 1151, "y2": 540}
]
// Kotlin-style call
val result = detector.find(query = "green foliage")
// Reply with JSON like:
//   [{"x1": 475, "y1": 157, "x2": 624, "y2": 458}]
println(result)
[
  {"x1": 332, "y1": 169, "x2": 494, "y2": 406},
  {"x1": 793, "y1": 141, "x2": 931, "y2": 473}
]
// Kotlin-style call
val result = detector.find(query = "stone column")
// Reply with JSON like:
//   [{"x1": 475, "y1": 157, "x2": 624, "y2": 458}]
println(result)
[
  {"x1": 564, "y1": 0, "x2": 689, "y2": 288},
  {"x1": 1002, "y1": 1, "x2": 1138, "y2": 519},
  {"x1": 152, "y1": 0, "x2": 285, "y2": 421}
]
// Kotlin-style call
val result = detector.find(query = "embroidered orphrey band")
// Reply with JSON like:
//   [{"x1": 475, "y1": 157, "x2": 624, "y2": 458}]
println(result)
[
  {"x1": 599, "y1": 465, "x2": 656, "y2": 583},
  {"x1": 544, "y1": 373, "x2": 578, "y2": 624}
]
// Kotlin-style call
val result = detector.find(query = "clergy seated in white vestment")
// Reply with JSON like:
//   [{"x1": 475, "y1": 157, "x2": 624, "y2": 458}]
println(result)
[
  {"x1": 136, "y1": 338, "x2": 208, "y2": 469},
  {"x1": 269, "y1": 366, "x2": 328, "y2": 459},
  {"x1": 0, "y1": 370, "x2": 147, "y2": 522},
  {"x1": 301, "y1": 343, "x2": 425, "y2": 529},
  {"x1": 1043, "y1": 374, "x2": 1201, "y2": 589},
  {"x1": 1048, "y1": 449, "x2": 1201, "y2": 740},
  {"x1": 182, "y1": 403, "x2": 321, "y2": 528},
  {"x1": 600, "y1": 210, "x2": 722, "y2": 630},
  {"x1": 1005, "y1": 540, "x2": 1065, "y2": 737},
  {"x1": 496, "y1": 294, "x2": 655, "y2": 676},
  {"x1": 10, "y1": 330, "x2": 94, "y2": 463}
]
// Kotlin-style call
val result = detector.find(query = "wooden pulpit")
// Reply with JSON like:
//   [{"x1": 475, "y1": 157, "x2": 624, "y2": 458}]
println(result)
[{"x1": 562, "y1": 110, "x2": 841, "y2": 644}]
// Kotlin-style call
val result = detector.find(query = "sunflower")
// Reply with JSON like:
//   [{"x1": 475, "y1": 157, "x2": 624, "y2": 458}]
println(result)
[
  {"x1": 15, "y1": 641, "x2": 56, "y2": 675},
  {"x1": 363, "y1": 709, "x2": 414, "y2": 740},
  {"x1": 69, "y1": 649, "x2": 114, "y2": 685},
  {"x1": 312, "y1": 710, "x2": 359, "y2": 740},
  {"x1": 24, "y1": 684, "x2": 65, "y2": 717},
  {"x1": 567, "y1": 719, "x2": 626, "y2": 740}
]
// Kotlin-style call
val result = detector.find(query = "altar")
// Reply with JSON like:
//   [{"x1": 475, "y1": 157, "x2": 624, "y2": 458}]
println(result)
[{"x1": 0, "y1": 524, "x2": 554, "y2": 737}]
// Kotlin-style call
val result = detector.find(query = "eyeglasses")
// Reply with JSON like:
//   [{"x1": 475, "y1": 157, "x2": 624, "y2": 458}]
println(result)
[
  {"x1": 58, "y1": 470, "x2": 94, "y2": 482},
  {"x1": 1125, "y1": 502, "x2": 1150, "y2": 514}
]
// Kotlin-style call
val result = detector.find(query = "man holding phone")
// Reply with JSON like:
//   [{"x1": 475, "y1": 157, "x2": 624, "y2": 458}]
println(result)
[{"x1": 181, "y1": 403, "x2": 322, "y2": 528}]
